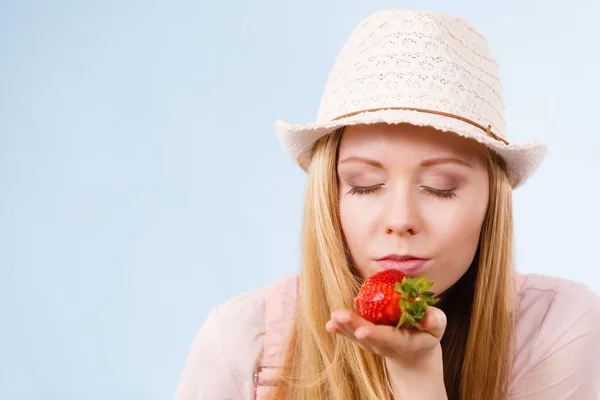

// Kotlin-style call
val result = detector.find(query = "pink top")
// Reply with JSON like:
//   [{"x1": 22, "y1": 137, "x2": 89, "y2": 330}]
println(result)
[{"x1": 173, "y1": 273, "x2": 600, "y2": 399}]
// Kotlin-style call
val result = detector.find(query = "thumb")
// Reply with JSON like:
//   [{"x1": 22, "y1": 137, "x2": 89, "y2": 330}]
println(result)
[{"x1": 418, "y1": 306, "x2": 447, "y2": 339}]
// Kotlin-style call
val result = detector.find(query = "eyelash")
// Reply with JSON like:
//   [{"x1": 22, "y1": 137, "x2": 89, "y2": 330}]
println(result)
[
  {"x1": 346, "y1": 185, "x2": 457, "y2": 199},
  {"x1": 347, "y1": 185, "x2": 383, "y2": 196},
  {"x1": 421, "y1": 187, "x2": 457, "y2": 199}
]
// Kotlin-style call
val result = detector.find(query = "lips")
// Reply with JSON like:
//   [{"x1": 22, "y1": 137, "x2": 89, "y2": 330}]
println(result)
[
  {"x1": 377, "y1": 254, "x2": 421, "y2": 262},
  {"x1": 375, "y1": 255, "x2": 428, "y2": 275}
]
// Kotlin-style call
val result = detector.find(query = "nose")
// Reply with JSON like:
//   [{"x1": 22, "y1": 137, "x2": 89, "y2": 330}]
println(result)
[{"x1": 383, "y1": 185, "x2": 421, "y2": 236}]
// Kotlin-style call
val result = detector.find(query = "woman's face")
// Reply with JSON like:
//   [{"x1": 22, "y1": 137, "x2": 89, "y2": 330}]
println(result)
[{"x1": 337, "y1": 123, "x2": 490, "y2": 295}]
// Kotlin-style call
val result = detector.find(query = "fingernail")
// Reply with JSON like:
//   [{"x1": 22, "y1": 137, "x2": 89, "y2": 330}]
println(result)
[
  {"x1": 325, "y1": 321, "x2": 335, "y2": 332},
  {"x1": 437, "y1": 312, "x2": 447, "y2": 325},
  {"x1": 333, "y1": 311, "x2": 350, "y2": 323}
]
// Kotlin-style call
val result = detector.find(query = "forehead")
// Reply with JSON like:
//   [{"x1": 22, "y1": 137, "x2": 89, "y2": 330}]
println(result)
[{"x1": 338, "y1": 123, "x2": 487, "y2": 163}]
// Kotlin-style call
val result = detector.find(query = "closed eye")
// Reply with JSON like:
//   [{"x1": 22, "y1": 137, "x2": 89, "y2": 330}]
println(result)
[
  {"x1": 421, "y1": 187, "x2": 456, "y2": 199},
  {"x1": 347, "y1": 185, "x2": 383, "y2": 195}
]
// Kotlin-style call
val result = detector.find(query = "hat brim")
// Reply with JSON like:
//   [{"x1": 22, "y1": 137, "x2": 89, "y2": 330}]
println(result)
[{"x1": 274, "y1": 109, "x2": 547, "y2": 188}]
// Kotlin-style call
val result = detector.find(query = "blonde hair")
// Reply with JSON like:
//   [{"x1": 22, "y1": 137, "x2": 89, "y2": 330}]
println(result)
[{"x1": 271, "y1": 126, "x2": 517, "y2": 400}]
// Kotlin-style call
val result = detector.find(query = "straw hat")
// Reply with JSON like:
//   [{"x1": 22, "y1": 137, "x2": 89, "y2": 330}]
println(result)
[{"x1": 274, "y1": 10, "x2": 547, "y2": 188}]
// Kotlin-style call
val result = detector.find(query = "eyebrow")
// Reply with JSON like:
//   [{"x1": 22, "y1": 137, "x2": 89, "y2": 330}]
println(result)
[
  {"x1": 338, "y1": 156, "x2": 384, "y2": 169},
  {"x1": 338, "y1": 156, "x2": 472, "y2": 169},
  {"x1": 420, "y1": 157, "x2": 473, "y2": 169}
]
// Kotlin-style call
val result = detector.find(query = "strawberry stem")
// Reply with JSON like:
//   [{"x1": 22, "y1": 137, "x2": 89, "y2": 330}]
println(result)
[{"x1": 394, "y1": 276, "x2": 440, "y2": 329}]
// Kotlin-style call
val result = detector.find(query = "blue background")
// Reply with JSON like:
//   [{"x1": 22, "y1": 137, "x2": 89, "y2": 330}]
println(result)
[{"x1": 2, "y1": 0, "x2": 599, "y2": 398}]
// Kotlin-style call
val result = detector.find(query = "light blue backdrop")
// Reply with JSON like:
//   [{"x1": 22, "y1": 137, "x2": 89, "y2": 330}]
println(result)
[{"x1": 2, "y1": 0, "x2": 599, "y2": 399}]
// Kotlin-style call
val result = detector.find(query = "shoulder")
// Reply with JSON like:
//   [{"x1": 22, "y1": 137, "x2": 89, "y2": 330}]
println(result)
[
  {"x1": 210, "y1": 274, "x2": 298, "y2": 330},
  {"x1": 205, "y1": 281, "x2": 274, "y2": 371},
  {"x1": 173, "y1": 275, "x2": 299, "y2": 400},
  {"x1": 511, "y1": 273, "x2": 600, "y2": 395},
  {"x1": 517, "y1": 272, "x2": 600, "y2": 320},
  {"x1": 516, "y1": 273, "x2": 600, "y2": 344},
  {"x1": 211, "y1": 283, "x2": 269, "y2": 331}
]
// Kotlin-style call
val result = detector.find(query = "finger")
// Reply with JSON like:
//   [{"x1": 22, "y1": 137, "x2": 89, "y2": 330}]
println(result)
[
  {"x1": 418, "y1": 307, "x2": 447, "y2": 339},
  {"x1": 330, "y1": 310, "x2": 371, "y2": 333},
  {"x1": 326, "y1": 312, "x2": 359, "y2": 340},
  {"x1": 354, "y1": 324, "x2": 414, "y2": 355},
  {"x1": 326, "y1": 318, "x2": 377, "y2": 352},
  {"x1": 327, "y1": 309, "x2": 446, "y2": 358},
  {"x1": 325, "y1": 319, "x2": 338, "y2": 333},
  {"x1": 328, "y1": 311, "x2": 378, "y2": 352},
  {"x1": 331, "y1": 312, "x2": 415, "y2": 356},
  {"x1": 351, "y1": 311, "x2": 445, "y2": 357},
  {"x1": 330, "y1": 310, "x2": 370, "y2": 342}
]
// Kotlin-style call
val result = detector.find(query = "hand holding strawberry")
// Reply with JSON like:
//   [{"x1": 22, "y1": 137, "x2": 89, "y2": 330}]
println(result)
[
  {"x1": 325, "y1": 269, "x2": 448, "y2": 399},
  {"x1": 353, "y1": 269, "x2": 440, "y2": 329}
]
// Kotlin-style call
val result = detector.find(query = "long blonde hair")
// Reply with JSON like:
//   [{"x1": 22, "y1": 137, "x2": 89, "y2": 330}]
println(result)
[{"x1": 271, "y1": 126, "x2": 517, "y2": 400}]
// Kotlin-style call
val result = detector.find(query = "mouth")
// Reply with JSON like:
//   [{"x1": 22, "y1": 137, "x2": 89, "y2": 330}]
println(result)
[
  {"x1": 375, "y1": 254, "x2": 429, "y2": 275},
  {"x1": 377, "y1": 254, "x2": 423, "y2": 262}
]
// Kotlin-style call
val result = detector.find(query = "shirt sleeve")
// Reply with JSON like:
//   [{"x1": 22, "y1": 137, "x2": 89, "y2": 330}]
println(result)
[
  {"x1": 172, "y1": 289, "x2": 266, "y2": 400},
  {"x1": 509, "y1": 282, "x2": 600, "y2": 400}
]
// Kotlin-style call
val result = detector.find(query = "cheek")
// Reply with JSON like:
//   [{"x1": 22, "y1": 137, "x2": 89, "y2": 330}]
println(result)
[
  {"x1": 339, "y1": 196, "x2": 379, "y2": 263},
  {"x1": 427, "y1": 194, "x2": 488, "y2": 284},
  {"x1": 428, "y1": 199, "x2": 487, "y2": 243}
]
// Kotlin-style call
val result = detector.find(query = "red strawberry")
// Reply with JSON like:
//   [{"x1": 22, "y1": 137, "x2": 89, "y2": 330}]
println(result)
[{"x1": 353, "y1": 269, "x2": 439, "y2": 329}]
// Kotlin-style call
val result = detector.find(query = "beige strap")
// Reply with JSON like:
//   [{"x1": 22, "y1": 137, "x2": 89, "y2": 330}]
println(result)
[{"x1": 332, "y1": 106, "x2": 510, "y2": 145}]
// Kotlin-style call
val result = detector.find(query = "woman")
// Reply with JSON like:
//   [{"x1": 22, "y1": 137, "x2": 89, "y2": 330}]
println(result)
[{"x1": 173, "y1": 9, "x2": 600, "y2": 400}]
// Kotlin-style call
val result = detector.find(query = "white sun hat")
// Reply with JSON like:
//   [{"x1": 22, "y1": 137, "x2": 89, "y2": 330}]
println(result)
[{"x1": 274, "y1": 9, "x2": 547, "y2": 188}]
